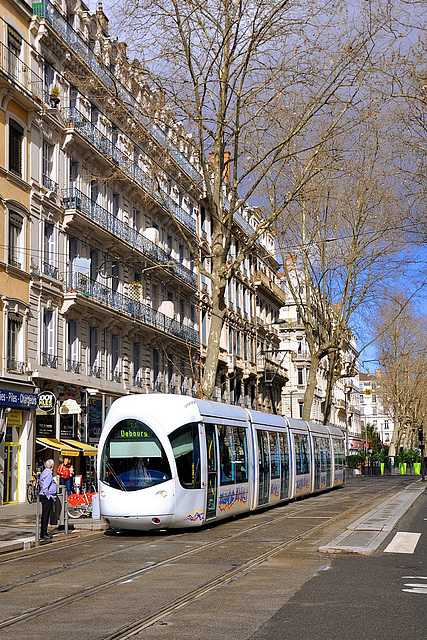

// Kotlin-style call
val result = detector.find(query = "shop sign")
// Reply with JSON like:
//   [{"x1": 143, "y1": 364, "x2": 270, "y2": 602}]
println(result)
[
  {"x1": 36, "y1": 414, "x2": 55, "y2": 437},
  {"x1": 0, "y1": 389, "x2": 38, "y2": 409},
  {"x1": 6, "y1": 410, "x2": 22, "y2": 428},
  {"x1": 37, "y1": 391, "x2": 57, "y2": 413}
]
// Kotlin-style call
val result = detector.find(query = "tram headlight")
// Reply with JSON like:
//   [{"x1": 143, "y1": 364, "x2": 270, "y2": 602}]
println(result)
[
  {"x1": 100, "y1": 491, "x2": 106, "y2": 499},
  {"x1": 156, "y1": 490, "x2": 168, "y2": 498}
]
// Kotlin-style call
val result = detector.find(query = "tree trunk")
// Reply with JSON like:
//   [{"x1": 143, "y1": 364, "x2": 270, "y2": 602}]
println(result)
[
  {"x1": 200, "y1": 268, "x2": 227, "y2": 399},
  {"x1": 302, "y1": 354, "x2": 321, "y2": 421}
]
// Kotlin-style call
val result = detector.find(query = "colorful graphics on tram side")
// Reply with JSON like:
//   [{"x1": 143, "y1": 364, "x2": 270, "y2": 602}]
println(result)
[
  {"x1": 186, "y1": 509, "x2": 204, "y2": 523},
  {"x1": 218, "y1": 486, "x2": 249, "y2": 512},
  {"x1": 295, "y1": 476, "x2": 310, "y2": 494},
  {"x1": 270, "y1": 484, "x2": 280, "y2": 500}
]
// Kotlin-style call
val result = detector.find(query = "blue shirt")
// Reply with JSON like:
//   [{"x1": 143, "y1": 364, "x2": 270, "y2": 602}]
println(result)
[{"x1": 39, "y1": 468, "x2": 57, "y2": 500}]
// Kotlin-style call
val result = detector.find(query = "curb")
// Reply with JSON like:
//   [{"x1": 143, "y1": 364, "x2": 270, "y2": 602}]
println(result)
[{"x1": 318, "y1": 483, "x2": 425, "y2": 555}]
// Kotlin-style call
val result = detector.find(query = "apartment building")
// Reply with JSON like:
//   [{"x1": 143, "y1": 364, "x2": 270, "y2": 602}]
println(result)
[
  {"x1": 0, "y1": 0, "x2": 292, "y2": 502},
  {"x1": 279, "y1": 286, "x2": 362, "y2": 451},
  {"x1": 0, "y1": 0, "x2": 42, "y2": 504},
  {"x1": 199, "y1": 204, "x2": 288, "y2": 415},
  {"x1": 359, "y1": 372, "x2": 395, "y2": 447}
]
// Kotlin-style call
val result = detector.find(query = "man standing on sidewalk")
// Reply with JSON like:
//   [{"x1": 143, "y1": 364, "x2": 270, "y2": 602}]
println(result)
[{"x1": 39, "y1": 459, "x2": 57, "y2": 541}]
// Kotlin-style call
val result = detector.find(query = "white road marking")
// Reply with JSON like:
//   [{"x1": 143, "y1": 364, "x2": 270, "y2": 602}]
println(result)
[
  {"x1": 384, "y1": 532, "x2": 421, "y2": 554},
  {"x1": 402, "y1": 576, "x2": 427, "y2": 594}
]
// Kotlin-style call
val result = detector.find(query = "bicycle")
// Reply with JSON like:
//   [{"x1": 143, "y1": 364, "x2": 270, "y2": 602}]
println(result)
[
  {"x1": 67, "y1": 488, "x2": 97, "y2": 518},
  {"x1": 26, "y1": 471, "x2": 40, "y2": 504}
]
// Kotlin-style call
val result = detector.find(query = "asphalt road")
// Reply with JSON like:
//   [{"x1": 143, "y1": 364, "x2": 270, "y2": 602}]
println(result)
[
  {"x1": 250, "y1": 488, "x2": 427, "y2": 640},
  {"x1": 0, "y1": 476, "x2": 424, "y2": 640}
]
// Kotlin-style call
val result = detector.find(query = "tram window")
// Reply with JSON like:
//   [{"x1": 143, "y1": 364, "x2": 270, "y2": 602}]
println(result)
[
  {"x1": 169, "y1": 423, "x2": 201, "y2": 489},
  {"x1": 314, "y1": 437, "x2": 330, "y2": 471},
  {"x1": 235, "y1": 427, "x2": 248, "y2": 482},
  {"x1": 269, "y1": 432, "x2": 280, "y2": 479},
  {"x1": 219, "y1": 425, "x2": 234, "y2": 484},
  {"x1": 100, "y1": 419, "x2": 171, "y2": 491},
  {"x1": 333, "y1": 438, "x2": 345, "y2": 469},
  {"x1": 278, "y1": 432, "x2": 289, "y2": 498},
  {"x1": 294, "y1": 433, "x2": 309, "y2": 475}
]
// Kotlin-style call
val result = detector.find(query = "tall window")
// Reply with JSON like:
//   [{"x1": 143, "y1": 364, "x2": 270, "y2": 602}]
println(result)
[
  {"x1": 7, "y1": 27, "x2": 22, "y2": 82},
  {"x1": 66, "y1": 319, "x2": 79, "y2": 372},
  {"x1": 111, "y1": 334, "x2": 120, "y2": 382},
  {"x1": 42, "y1": 309, "x2": 56, "y2": 367},
  {"x1": 8, "y1": 212, "x2": 23, "y2": 268},
  {"x1": 89, "y1": 326, "x2": 100, "y2": 377},
  {"x1": 7, "y1": 313, "x2": 24, "y2": 373},
  {"x1": 133, "y1": 342, "x2": 141, "y2": 386},
  {"x1": 152, "y1": 348, "x2": 161, "y2": 391},
  {"x1": 42, "y1": 140, "x2": 55, "y2": 191},
  {"x1": 69, "y1": 159, "x2": 79, "y2": 190},
  {"x1": 43, "y1": 222, "x2": 57, "y2": 278},
  {"x1": 43, "y1": 61, "x2": 55, "y2": 96},
  {"x1": 9, "y1": 120, "x2": 24, "y2": 177}
]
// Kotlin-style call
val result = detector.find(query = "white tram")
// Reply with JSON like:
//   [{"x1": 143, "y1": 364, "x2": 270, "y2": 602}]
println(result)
[{"x1": 97, "y1": 394, "x2": 345, "y2": 531}]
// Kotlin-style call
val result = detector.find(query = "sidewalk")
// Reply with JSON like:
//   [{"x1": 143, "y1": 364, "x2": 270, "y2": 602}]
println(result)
[
  {"x1": 0, "y1": 499, "x2": 107, "y2": 554},
  {"x1": 318, "y1": 480, "x2": 425, "y2": 554}
]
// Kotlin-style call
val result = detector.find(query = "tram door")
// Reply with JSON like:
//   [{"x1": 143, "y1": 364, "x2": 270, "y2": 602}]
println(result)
[
  {"x1": 205, "y1": 425, "x2": 218, "y2": 519},
  {"x1": 257, "y1": 430, "x2": 270, "y2": 506}
]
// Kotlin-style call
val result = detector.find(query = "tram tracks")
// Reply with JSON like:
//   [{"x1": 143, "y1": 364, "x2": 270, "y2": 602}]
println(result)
[{"x1": 0, "y1": 492, "x2": 373, "y2": 632}]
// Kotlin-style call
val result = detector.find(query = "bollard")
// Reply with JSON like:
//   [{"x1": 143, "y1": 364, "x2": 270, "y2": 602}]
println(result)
[{"x1": 35, "y1": 494, "x2": 40, "y2": 546}]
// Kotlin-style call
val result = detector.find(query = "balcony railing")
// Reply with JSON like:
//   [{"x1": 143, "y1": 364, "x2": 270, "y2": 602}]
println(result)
[
  {"x1": 133, "y1": 375, "x2": 144, "y2": 388},
  {"x1": 111, "y1": 370, "x2": 122, "y2": 383},
  {"x1": 6, "y1": 359, "x2": 26, "y2": 374},
  {"x1": 62, "y1": 187, "x2": 197, "y2": 287},
  {"x1": 67, "y1": 272, "x2": 200, "y2": 346},
  {"x1": 43, "y1": 261, "x2": 59, "y2": 279},
  {"x1": 43, "y1": 174, "x2": 58, "y2": 192},
  {"x1": 88, "y1": 364, "x2": 101, "y2": 378},
  {"x1": 41, "y1": 352, "x2": 57, "y2": 368},
  {"x1": 32, "y1": 0, "x2": 201, "y2": 185},
  {"x1": 63, "y1": 107, "x2": 196, "y2": 234},
  {"x1": 65, "y1": 358, "x2": 81, "y2": 373},
  {"x1": 0, "y1": 41, "x2": 43, "y2": 101}
]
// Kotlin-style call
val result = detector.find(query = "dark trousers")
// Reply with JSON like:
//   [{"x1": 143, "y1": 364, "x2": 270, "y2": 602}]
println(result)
[
  {"x1": 60, "y1": 477, "x2": 72, "y2": 496},
  {"x1": 40, "y1": 495, "x2": 54, "y2": 537}
]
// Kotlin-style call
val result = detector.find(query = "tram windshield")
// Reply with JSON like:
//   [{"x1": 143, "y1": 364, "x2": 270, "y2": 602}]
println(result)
[{"x1": 100, "y1": 419, "x2": 171, "y2": 491}]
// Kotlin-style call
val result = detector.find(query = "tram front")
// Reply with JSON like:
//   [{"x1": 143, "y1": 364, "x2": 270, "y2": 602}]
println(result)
[{"x1": 98, "y1": 416, "x2": 175, "y2": 530}]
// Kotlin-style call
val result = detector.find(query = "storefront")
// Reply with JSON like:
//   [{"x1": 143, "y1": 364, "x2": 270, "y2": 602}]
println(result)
[
  {"x1": 35, "y1": 390, "x2": 97, "y2": 488},
  {"x1": 0, "y1": 387, "x2": 37, "y2": 505}
]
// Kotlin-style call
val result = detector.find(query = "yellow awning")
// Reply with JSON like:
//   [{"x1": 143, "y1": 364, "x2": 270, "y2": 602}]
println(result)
[
  {"x1": 60, "y1": 439, "x2": 98, "y2": 456},
  {"x1": 36, "y1": 438, "x2": 80, "y2": 457}
]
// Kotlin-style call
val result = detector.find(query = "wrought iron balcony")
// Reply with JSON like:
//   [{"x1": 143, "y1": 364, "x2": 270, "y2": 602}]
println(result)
[
  {"x1": 0, "y1": 41, "x2": 43, "y2": 101},
  {"x1": 63, "y1": 108, "x2": 196, "y2": 234},
  {"x1": 111, "y1": 370, "x2": 122, "y2": 383},
  {"x1": 62, "y1": 187, "x2": 197, "y2": 287},
  {"x1": 6, "y1": 359, "x2": 26, "y2": 374},
  {"x1": 43, "y1": 261, "x2": 59, "y2": 279},
  {"x1": 32, "y1": 0, "x2": 201, "y2": 185},
  {"x1": 133, "y1": 375, "x2": 144, "y2": 388},
  {"x1": 88, "y1": 364, "x2": 101, "y2": 378},
  {"x1": 65, "y1": 358, "x2": 81, "y2": 373},
  {"x1": 67, "y1": 272, "x2": 200, "y2": 346},
  {"x1": 42, "y1": 174, "x2": 58, "y2": 192},
  {"x1": 41, "y1": 352, "x2": 57, "y2": 368}
]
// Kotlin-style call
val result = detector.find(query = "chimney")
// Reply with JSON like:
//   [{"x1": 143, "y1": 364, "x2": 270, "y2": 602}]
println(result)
[
  {"x1": 209, "y1": 150, "x2": 231, "y2": 184},
  {"x1": 97, "y1": 3, "x2": 109, "y2": 36}
]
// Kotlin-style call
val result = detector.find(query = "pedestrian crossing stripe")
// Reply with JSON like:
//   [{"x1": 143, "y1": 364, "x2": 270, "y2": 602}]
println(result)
[{"x1": 384, "y1": 532, "x2": 421, "y2": 554}]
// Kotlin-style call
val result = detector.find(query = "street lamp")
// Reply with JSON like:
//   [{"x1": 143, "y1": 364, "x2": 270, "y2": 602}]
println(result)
[{"x1": 418, "y1": 426, "x2": 425, "y2": 481}]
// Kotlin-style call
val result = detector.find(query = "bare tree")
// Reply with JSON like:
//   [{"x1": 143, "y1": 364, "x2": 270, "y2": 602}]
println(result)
[
  {"x1": 374, "y1": 294, "x2": 427, "y2": 455},
  {"x1": 103, "y1": 0, "x2": 414, "y2": 399},
  {"x1": 274, "y1": 115, "x2": 408, "y2": 422}
]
